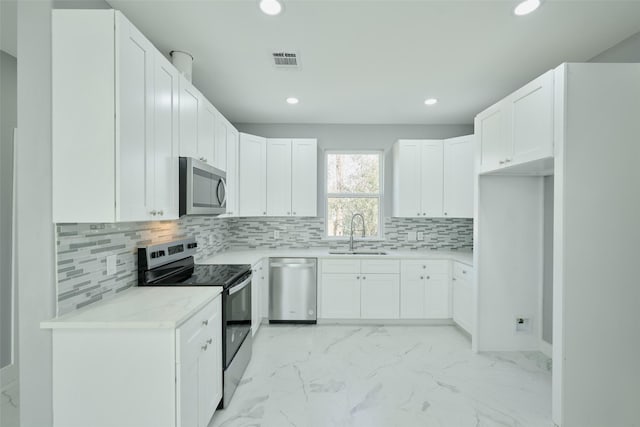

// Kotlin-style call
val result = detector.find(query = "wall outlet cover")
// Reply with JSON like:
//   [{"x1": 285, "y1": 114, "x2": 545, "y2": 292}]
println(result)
[
  {"x1": 515, "y1": 317, "x2": 533, "y2": 334},
  {"x1": 106, "y1": 255, "x2": 117, "y2": 276},
  {"x1": 407, "y1": 231, "x2": 417, "y2": 242},
  {"x1": 208, "y1": 234, "x2": 215, "y2": 245},
  {"x1": 417, "y1": 231, "x2": 424, "y2": 241},
  {"x1": 273, "y1": 230, "x2": 280, "y2": 239}
]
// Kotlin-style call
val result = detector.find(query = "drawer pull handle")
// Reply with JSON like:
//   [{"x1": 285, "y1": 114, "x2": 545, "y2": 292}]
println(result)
[
  {"x1": 462, "y1": 270, "x2": 467, "y2": 274},
  {"x1": 206, "y1": 338, "x2": 213, "y2": 345},
  {"x1": 201, "y1": 344, "x2": 208, "y2": 351},
  {"x1": 202, "y1": 320, "x2": 209, "y2": 326},
  {"x1": 453, "y1": 278, "x2": 457, "y2": 281}
]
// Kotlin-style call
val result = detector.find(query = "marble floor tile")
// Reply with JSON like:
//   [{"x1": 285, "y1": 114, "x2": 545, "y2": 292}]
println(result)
[
  {"x1": 209, "y1": 325, "x2": 553, "y2": 427},
  {"x1": 0, "y1": 382, "x2": 20, "y2": 427}
]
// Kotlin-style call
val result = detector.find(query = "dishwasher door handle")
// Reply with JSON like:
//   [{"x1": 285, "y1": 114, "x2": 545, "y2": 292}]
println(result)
[{"x1": 270, "y1": 263, "x2": 315, "y2": 268}]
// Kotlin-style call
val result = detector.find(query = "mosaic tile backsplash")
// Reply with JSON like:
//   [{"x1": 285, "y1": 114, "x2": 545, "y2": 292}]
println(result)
[{"x1": 56, "y1": 216, "x2": 472, "y2": 314}]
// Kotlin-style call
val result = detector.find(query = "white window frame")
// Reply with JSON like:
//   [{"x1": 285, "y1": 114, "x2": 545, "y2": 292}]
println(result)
[{"x1": 324, "y1": 150, "x2": 384, "y2": 240}]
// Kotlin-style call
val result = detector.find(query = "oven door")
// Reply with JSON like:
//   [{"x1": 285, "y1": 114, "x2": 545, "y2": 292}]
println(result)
[
  {"x1": 224, "y1": 274, "x2": 252, "y2": 367},
  {"x1": 180, "y1": 157, "x2": 227, "y2": 216}
]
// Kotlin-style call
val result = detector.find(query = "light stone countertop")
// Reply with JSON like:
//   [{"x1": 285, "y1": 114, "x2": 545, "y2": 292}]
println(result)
[
  {"x1": 201, "y1": 248, "x2": 473, "y2": 267},
  {"x1": 41, "y1": 287, "x2": 222, "y2": 329}
]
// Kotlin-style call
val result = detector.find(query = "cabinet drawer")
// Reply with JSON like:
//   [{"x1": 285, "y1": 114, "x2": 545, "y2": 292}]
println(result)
[
  {"x1": 453, "y1": 262, "x2": 473, "y2": 280},
  {"x1": 177, "y1": 300, "x2": 218, "y2": 364},
  {"x1": 360, "y1": 259, "x2": 400, "y2": 274},
  {"x1": 402, "y1": 260, "x2": 450, "y2": 276},
  {"x1": 321, "y1": 259, "x2": 360, "y2": 274}
]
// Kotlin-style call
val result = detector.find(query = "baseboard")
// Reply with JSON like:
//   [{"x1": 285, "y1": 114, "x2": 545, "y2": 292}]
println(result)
[
  {"x1": 317, "y1": 319, "x2": 455, "y2": 326},
  {"x1": 539, "y1": 339, "x2": 552, "y2": 358},
  {"x1": 0, "y1": 364, "x2": 17, "y2": 391}
]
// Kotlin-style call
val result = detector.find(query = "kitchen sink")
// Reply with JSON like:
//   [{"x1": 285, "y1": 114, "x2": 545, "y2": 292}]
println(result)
[{"x1": 329, "y1": 251, "x2": 388, "y2": 256}]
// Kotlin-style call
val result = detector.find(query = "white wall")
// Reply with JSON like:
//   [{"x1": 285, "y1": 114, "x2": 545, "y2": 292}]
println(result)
[
  {"x1": 234, "y1": 123, "x2": 473, "y2": 217},
  {"x1": 0, "y1": 50, "x2": 17, "y2": 370},
  {"x1": 474, "y1": 175, "x2": 543, "y2": 352},
  {"x1": 17, "y1": 1, "x2": 56, "y2": 426},
  {"x1": 589, "y1": 30, "x2": 640, "y2": 63}
]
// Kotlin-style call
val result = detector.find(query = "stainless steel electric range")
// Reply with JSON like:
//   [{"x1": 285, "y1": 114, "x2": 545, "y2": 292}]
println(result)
[{"x1": 138, "y1": 237, "x2": 252, "y2": 409}]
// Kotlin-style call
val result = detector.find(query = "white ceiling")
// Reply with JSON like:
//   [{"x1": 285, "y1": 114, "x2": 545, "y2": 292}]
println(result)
[{"x1": 107, "y1": 0, "x2": 640, "y2": 125}]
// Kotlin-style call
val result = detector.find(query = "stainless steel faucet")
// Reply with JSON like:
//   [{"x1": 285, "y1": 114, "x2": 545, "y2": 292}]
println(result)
[{"x1": 349, "y1": 213, "x2": 366, "y2": 252}]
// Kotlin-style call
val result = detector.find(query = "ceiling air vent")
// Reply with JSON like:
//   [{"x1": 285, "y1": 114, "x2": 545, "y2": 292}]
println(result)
[{"x1": 272, "y1": 51, "x2": 300, "y2": 68}]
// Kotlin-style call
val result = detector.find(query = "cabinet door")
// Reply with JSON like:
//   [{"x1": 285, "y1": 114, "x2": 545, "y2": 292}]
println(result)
[
  {"x1": 477, "y1": 102, "x2": 509, "y2": 172},
  {"x1": 452, "y1": 277, "x2": 472, "y2": 333},
  {"x1": 198, "y1": 99, "x2": 216, "y2": 166},
  {"x1": 425, "y1": 274, "x2": 450, "y2": 319},
  {"x1": 251, "y1": 260, "x2": 265, "y2": 336},
  {"x1": 360, "y1": 274, "x2": 400, "y2": 319},
  {"x1": 443, "y1": 136, "x2": 474, "y2": 218},
  {"x1": 115, "y1": 13, "x2": 154, "y2": 222},
  {"x1": 291, "y1": 139, "x2": 318, "y2": 217},
  {"x1": 266, "y1": 139, "x2": 293, "y2": 216},
  {"x1": 239, "y1": 133, "x2": 267, "y2": 216},
  {"x1": 198, "y1": 300, "x2": 222, "y2": 427},
  {"x1": 510, "y1": 70, "x2": 554, "y2": 164},
  {"x1": 225, "y1": 127, "x2": 239, "y2": 216},
  {"x1": 400, "y1": 262, "x2": 425, "y2": 318},
  {"x1": 178, "y1": 76, "x2": 199, "y2": 159},
  {"x1": 420, "y1": 141, "x2": 444, "y2": 217},
  {"x1": 320, "y1": 274, "x2": 360, "y2": 319},
  {"x1": 153, "y1": 53, "x2": 179, "y2": 220},
  {"x1": 393, "y1": 141, "x2": 422, "y2": 217},
  {"x1": 214, "y1": 114, "x2": 227, "y2": 171}
]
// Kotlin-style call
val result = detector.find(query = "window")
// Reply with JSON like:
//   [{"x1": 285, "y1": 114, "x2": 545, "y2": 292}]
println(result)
[{"x1": 326, "y1": 152, "x2": 382, "y2": 239}]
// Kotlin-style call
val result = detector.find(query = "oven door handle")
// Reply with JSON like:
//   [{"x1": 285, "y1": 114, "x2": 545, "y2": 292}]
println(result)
[{"x1": 228, "y1": 276, "x2": 251, "y2": 295}]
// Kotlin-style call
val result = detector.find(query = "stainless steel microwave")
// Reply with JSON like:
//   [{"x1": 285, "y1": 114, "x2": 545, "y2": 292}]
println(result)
[{"x1": 179, "y1": 157, "x2": 227, "y2": 216}]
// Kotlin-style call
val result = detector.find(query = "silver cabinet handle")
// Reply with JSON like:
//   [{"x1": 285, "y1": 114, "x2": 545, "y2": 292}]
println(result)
[
  {"x1": 293, "y1": 212, "x2": 296, "y2": 215},
  {"x1": 356, "y1": 276, "x2": 360, "y2": 280},
  {"x1": 444, "y1": 212, "x2": 448, "y2": 216},
  {"x1": 420, "y1": 276, "x2": 424, "y2": 280},
  {"x1": 201, "y1": 344, "x2": 208, "y2": 351},
  {"x1": 417, "y1": 213, "x2": 421, "y2": 216},
  {"x1": 158, "y1": 210, "x2": 164, "y2": 216},
  {"x1": 499, "y1": 160, "x2": 505, "y2": 165},
  {"x1": 150, "y1": 210, "x2": 157, "y2": 216},
  {"x1": 287, "y1": 212, "x2": 290, "y2": 215},
  {"x1": 202, "y1": 319, "x2": 209, "y2": 326},
  {"x1": 362, "y1": 276, "x2": 366, "y2": 280},
  {"x1": 422, "y1": 265, "x2": 426, "y2": 269},
  {"x1": 263, "y1": 212, "x2": 266, "y2": 215},
  {"x1": 505, "y1": 158, "x2": 512, "y2": 163},
  {"x1": 462, "y1": 270, "x2": 467, "y2": 274},
  {"x1": 453, "y1": 277, "x2": 457, "y2": 281},
  {"x1": 426, "y1": 276, "x2": 430, "y2": 280},
  {"x1": 206, "y1": 338, "x2": 212, "y2": 344}
]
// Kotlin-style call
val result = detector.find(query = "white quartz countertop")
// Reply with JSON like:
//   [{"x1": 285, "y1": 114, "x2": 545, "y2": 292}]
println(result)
[
  {"x1": 41, "y1": 287, "x2": 222, "y2": 330},
  {"x1": 201, "y1": 248, "x2": 473, "y2": 267}
]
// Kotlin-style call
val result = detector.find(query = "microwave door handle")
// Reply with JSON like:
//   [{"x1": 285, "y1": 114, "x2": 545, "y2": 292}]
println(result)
[{"x1": 217, "y1": 178, "x2": 227, "y2": 207}]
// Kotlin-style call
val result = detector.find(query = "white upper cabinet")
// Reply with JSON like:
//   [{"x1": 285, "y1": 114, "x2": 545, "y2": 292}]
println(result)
[
  {"x1": 225, "y1": 126, "x2": 239, "y2": 217},
  {"x1": 152, "y1": 54, "x2": 180, "y2": 220},
  {"x1": 241, "y1": 138, "x2": 317, "y2": 217},
  {"x1": 178, "y1": 76, "x2": 200, "y2": 160},
  {"x1": 197, "y1": 98, "x2": 216, "y2": 166},
  {"x1": 214, "y1": 114, "x2": 228, "y2": 171},
  {"x1": 239, "y1": 133, "x2": 267, "y2": 216},
  {"x1": 477, "y1": 69, "x2": 554, "y2": 174},
  {"x1": 291, "y1": 139, "x2": 318, "y2": 216},
  {"x1": 443, "y1": 136, "x2": 474, "y2": 218},
  {"x1": 266, "y1": 139, "x2": 293, "y2": 216},
  {"x1": 52, "y1": 10, "x2": 179, "y2": 223},
  {"x1": 420, "y1": 141, "x2": 444, "y2": 217},
  {"x1": 393, "y1": 138, "x2": 473, "y2": 218}
]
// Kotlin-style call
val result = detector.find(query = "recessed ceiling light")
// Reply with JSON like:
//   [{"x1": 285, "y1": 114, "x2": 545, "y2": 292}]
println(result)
[
  {"x1": 424, "y1": 98, "x2": 438, "y2": 106},
  {"x1": 286, "y1": 97, "x2": 299, "y2": 105},
  {"x1": 260, "y1": 0, "x2": 283, "y2": 16},
  {"x1": 514, "y1": 0, "x2": 541, "y2": 16}
]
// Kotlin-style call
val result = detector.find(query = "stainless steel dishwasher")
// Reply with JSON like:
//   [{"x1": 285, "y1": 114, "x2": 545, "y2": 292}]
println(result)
[{"x1": 269, "y1": 258, "x2": 317, "y2": 324}]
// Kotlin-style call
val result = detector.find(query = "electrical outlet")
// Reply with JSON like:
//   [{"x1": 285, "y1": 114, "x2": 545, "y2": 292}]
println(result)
[
  {"x1": 273, "y1": 230, "x2": 280, "y2": 239},
  {"x1": 515, "y1": 317, "x2": 532, "y2": 334},
  {"x1": 417, "y1": 231, "x2": 424, "y2": 241},
  {"x1": 407, "y1": 231, "x2": 417, "y2": 242},
  {"x1": 208, "y1": 234, "x2": 214, "y2": 246},
  {"x1": 106, "y1": 255, "x2": 117, "y2": 276}
]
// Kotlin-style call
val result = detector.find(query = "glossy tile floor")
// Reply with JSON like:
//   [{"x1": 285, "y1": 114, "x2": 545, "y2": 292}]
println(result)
[
  {"x1": 209, "y1": 325, "x2": 553, "y2": 427},
  {"x1": 0, "y1": 382, "x2": 19, "y2": 427}
]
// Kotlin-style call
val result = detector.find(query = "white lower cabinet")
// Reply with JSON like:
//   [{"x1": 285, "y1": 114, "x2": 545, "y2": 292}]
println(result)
[
  {"x1": 51, "y1": 295, "x2": 222, "y2": 427},
  {"x1": 320, "y1": 259, "x2": 400, "y2": 319},
  {"x1": 251, "y1": 259, "x2": 268, "y2": 335},
  {"x1": 400, "y1": 260, "x2": 451, "y2": 319},
  {"x1": 452, "y1": 262, "x2": 474, "y2": 333}
]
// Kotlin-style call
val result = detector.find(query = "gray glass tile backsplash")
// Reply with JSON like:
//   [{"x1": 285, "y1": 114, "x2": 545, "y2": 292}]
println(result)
[{"x1": 56, "y1": 216, "x2": 472, "y2": 314}]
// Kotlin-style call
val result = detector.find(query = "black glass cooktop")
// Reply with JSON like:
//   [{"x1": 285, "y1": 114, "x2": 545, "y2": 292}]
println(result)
[{"x1": 181, "y1": 264, "x2": 251, "y2": 288}]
